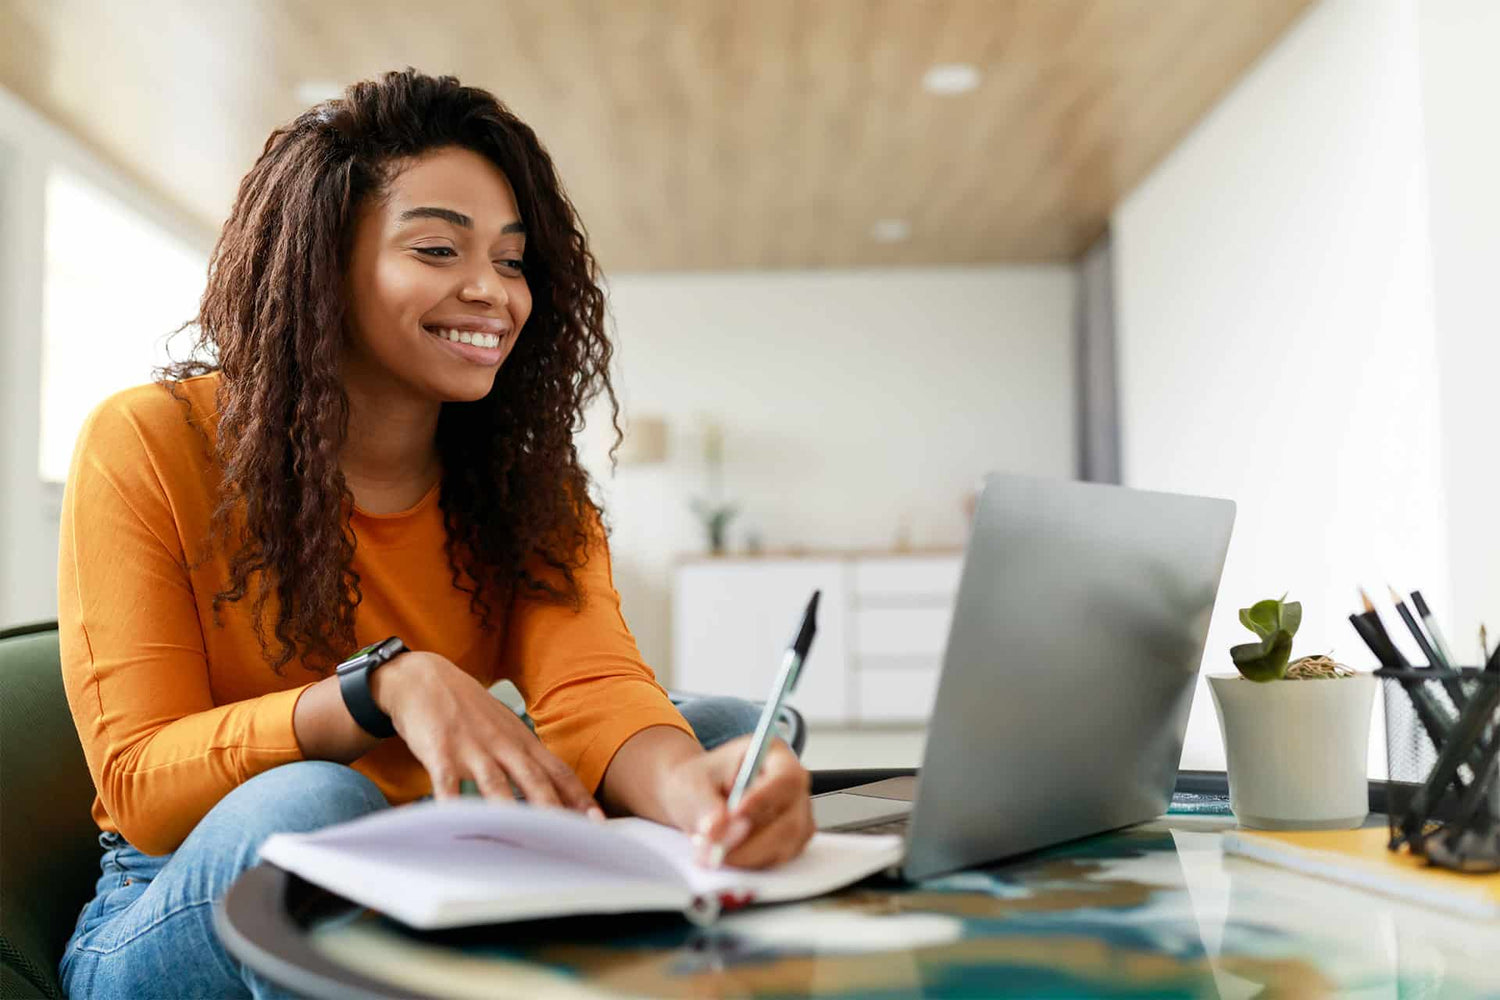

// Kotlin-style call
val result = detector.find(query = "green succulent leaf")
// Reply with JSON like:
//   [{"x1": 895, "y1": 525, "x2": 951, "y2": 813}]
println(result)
[
  {"x1": 1239, "y1": 599, "x2": 1283, "y2": 639},
  {"x1": 1280, "y1": 601, "x2": 1302, "y2": 639},
  {"x1": 1237, "y1": 597, "x2": 1303, "y2": 642},
  {"x1": 1231, "y1": 629, "x2": 1294, "y2": 682}
]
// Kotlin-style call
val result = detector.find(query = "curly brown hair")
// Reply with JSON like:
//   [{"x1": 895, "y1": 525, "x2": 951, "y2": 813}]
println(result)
[{"x1": 161, "y1": 68, "x2": 620, "y2": 674}]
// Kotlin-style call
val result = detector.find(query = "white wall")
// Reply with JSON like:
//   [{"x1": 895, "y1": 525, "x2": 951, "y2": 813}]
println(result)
[
  {"x1": 1113, "y1": 0, "x2": 1467, "y2": 771},
  {"x1": 581, "y1": 267, "x2": 1077, "y2": 681},
  {"x1": 0, "y1": 94, "x2": 50, "y2": 628},
  {"x1": 1418, "y1": 0, "x2": 1500, "y2": 662},
  {"x1": 0, "y1": 85, "x2": 211, "y2": 628}
]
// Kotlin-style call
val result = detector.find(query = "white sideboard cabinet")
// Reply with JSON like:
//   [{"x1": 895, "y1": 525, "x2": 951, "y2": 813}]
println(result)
[{"x1": 672, "y1": 551, "x2": 963, "y2": 724}]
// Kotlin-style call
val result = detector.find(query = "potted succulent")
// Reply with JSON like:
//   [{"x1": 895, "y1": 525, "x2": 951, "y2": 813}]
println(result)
[
  {"x1": 689, "y1": 420, "x2": 738, "y2": 555},
  {"x1": 1207, "y1": 596, "x2": 1376, "y2": 829}
]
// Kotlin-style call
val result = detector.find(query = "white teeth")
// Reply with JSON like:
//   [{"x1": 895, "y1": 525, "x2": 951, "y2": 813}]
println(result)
[{"x1": 433, "y1": 328, "x2": 501, "y2": 348}]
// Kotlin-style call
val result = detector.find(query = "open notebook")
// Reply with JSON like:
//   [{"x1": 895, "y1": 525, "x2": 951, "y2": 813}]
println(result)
[{"x1": 258, "y1": 799, "x2": 903, "y2": 930}]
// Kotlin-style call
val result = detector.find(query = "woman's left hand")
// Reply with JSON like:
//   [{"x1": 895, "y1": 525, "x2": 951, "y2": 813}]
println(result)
[{"x1": 660, "y1": 735, "x2": 814, "y2": 869}]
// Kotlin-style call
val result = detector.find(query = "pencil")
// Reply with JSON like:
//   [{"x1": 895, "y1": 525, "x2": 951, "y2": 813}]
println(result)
[
  {"x1": 1355, "y1": 589, "x2": 1410, "y2": 668},
  {"x1": 1349, "y1": 612, "x2": 1408, "y2": 670}
]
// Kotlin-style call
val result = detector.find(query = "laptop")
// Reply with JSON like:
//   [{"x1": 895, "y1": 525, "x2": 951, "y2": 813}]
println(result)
[{"x1": 812, "y1": 472, "x2": 1235, "y2": 880}]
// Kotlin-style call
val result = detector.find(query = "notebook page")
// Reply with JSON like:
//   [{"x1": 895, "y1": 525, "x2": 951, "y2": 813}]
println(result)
[
  {"x1": 607, "y1": 818, "x2": 904, "y2": 904},
  {"x1": 260, "y1": 800, "x2": 692, "y2": 928},
  {"x1": 261, "y1": 831, "x2": 689, "y2": 928}
]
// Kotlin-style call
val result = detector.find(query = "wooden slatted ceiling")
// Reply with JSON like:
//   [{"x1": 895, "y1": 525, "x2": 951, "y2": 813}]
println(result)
[{"x1": 0, "y1": 0, "x2": 1312, "y2": 270}]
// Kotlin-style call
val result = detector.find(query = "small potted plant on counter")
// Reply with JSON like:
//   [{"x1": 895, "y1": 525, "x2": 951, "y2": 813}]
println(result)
[{"x1": 1207, "y1": 595, "x2": 1376, "y2": 829}]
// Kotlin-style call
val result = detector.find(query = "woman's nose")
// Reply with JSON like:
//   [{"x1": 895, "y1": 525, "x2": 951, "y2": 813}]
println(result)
[{"x1": 458, "y1": 265, "x2": 508, "y2": 308}]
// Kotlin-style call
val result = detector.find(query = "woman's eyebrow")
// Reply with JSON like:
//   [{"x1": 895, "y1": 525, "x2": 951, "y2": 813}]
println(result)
[{"x1": 397, "y1": 206, "x2": 525, "y2": 234}]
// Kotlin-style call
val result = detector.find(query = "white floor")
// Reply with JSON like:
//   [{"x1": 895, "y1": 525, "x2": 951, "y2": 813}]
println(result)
[{"x1": 798, "y1": 726, "x2": 927, "y2": 770}]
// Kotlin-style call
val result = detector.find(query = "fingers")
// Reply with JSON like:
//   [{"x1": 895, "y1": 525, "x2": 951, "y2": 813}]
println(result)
[
  {"x1": 697, "y1": 741, "x2": 813, "y2": 869},
  {"x1": 399, "y1": 654, "x2": 602, "y2": 815},
  {"x1": 429, "y1": 766, "x2": 466, "y2": 802},
  {"x1": 496, "y1": 748, "x2": 564, "y2": 808},
  {"x1": 447, "y1": 741, "x2": 602, "y2": 813},
  {"x1": 727, "y1": 742, "x2": 810, "y2": 829},
  {"x1": 536, "y1": 750, "x2": 605, "y2": 818},
  {"x1": 723, "y1": 793, "x2": 814, "y2": 869},
  {"x1": 462, "y1": 755, "x2": 517, "y2": 803},
  {"x1": 417, "y1": 703, "x2": 601, "y2": 815}
]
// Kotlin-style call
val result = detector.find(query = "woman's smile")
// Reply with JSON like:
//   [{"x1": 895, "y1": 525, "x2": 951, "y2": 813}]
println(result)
[{"x1": 423, "y1": 321, "x2": 511, "y2": 366}]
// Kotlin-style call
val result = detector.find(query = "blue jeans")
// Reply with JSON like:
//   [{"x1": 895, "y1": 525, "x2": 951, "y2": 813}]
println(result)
[{"x1": 58, "y1": 696, "x2": 763, "y2": 999}]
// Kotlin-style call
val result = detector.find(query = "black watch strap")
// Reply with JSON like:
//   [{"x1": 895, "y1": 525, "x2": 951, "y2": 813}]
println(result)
[{"x1": 336, "y1": 637, "x2": 405, "y2": 739}]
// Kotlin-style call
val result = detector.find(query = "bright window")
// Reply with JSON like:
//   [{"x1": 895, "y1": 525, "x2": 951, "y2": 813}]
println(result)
[{"x1": 39, "y1": 168, "x2": 207, "y2": 483}]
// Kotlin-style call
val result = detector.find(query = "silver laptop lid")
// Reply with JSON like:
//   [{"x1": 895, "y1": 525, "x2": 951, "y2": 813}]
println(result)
[{"x1": 901, "y1": 472, "x2": 1234, "y2": 880}]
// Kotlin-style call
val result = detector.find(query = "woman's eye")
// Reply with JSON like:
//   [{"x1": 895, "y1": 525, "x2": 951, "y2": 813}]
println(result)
[
  {"x1": 415, "y1": 246, "x2": 456, "y2": 258},
  {"x1": 497, "y1": 258, "x2": 525, "y2": 273}
]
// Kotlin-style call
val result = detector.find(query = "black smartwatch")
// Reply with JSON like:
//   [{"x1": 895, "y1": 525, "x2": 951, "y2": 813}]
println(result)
[{"x1": 335, "y1": 636, "x2": 407, "y2": 739}]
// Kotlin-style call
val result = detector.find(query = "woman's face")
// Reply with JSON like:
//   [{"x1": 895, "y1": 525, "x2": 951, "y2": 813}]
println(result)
[{"x1": 344, "y1": 145, "x2": 533, "y2": 403}]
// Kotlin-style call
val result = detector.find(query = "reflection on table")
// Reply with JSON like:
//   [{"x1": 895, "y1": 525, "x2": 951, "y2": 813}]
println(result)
[{"x1": 305, "y1": 814, "x2": 1500, "y2": 999}]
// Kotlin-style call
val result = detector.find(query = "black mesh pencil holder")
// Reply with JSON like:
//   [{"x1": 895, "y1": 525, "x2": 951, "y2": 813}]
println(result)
[{"x1": 1378, "y1": 667, "x2": 1500, "y2": 873}]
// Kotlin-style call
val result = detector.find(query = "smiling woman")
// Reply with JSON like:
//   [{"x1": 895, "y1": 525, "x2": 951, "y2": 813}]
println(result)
[
  {"x1": 345, "y1": 158, "x2": 531, "y2": 410},
  {"x1": 52, "y1": 69, "x2": 812, "y2": 999}
]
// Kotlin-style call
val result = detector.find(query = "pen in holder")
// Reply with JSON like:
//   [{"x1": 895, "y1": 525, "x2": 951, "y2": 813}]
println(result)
[{"x1": 1378, "y1": 665, "x2": 1500, "y2": 872}]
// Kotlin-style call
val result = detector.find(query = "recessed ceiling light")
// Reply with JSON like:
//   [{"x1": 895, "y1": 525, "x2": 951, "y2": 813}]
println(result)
[
  {"x1": 871, "y1": 219, "x2": 911, "y2": 243},
  {"x1": 295, "y1": 80, "x2": 344, "y2": 106},
  {"x1": 922, "y1": 63, "x2": 980, "y2": 95}
]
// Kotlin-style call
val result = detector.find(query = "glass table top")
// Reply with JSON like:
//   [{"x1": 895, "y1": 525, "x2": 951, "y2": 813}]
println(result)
[{"x1": 304, "y1": 812, "x2": 1500, "y2": 999}]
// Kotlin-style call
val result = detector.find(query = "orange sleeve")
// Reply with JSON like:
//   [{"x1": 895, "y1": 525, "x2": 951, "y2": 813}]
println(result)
[
  {"x1": 57, "y1": 394, "x2": 312, "y2": 856},
  {"x1": 502, "y1": 513, "x2": 694, "y2": 793}
]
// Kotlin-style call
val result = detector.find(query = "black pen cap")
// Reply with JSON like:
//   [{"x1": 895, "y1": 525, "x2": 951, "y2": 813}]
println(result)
[
  {"x1": 1411, "y1": 590, "x2": 1434, "y2": 618},
  {"x1": 791, "y1": 590, "x2": 820, "y2": 659}
]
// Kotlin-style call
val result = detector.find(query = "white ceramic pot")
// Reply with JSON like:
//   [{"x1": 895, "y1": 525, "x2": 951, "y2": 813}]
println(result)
[{"x1": 1206, "y1": 672, "x2": 1376, "y2": 830}]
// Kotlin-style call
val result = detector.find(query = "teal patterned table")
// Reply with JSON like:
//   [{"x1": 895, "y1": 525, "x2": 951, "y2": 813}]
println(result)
[{"x1": 278, "y1": 807, "x2": 1499, "y2": 999}]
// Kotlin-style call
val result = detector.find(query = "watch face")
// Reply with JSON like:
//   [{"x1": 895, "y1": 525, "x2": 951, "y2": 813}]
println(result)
[{"x1": 337, "y1": 642, "x2": 381, "y2": 673}]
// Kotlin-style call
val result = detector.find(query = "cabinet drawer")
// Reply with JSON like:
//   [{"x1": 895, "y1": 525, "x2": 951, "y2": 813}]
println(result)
[
  {"x1": 856, "y1": 665, "x2": 942, "y2": 722},
  {"x1": 852, "y1": 607, "x2": 953, "y2": 657},
  {"x1": 852, "y1": 556, "x2": 962, "y2": 601},
  {"x1": 673, "y1": 560, "x2": 850, "y2": 723}
]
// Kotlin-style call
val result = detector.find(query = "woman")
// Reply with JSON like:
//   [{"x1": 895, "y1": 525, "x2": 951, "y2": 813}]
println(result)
[{"x1": 57, "y1": 69, "x2": 813, "y2": 999}]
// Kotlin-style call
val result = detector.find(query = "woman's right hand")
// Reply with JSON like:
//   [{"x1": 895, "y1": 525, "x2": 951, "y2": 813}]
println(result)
[{"x1": 371, "y1": 650, "x2": 602, "y2": 816}]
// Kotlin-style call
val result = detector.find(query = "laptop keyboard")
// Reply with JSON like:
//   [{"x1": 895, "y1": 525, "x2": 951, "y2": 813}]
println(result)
[{"x1": 850, "y1": 816, "x2": 911, "y2": 837}]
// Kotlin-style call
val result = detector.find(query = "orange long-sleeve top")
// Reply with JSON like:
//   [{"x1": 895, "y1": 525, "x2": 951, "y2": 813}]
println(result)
[{"x1": 57, "y1": 374, "x2": 693, "y2": 856}]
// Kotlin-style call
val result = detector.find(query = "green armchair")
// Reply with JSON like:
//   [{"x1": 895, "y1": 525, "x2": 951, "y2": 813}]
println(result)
[{"x1": 0, "y1": 621, "x2": 98, "y2": 999}]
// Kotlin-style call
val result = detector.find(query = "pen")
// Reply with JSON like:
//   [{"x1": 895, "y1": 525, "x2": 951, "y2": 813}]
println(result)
[
  {"x1": 1410, "y1": 590, "x2": 1457, "y2": 669},
  {"x1": 1390, "y1": 586, "x2": 1469, "y2": 710},
  {"x1": 1389, "y1": 586, "x2": 1441, "y2": 668},
  {"x1": 710, "y1": 589, "x2": 820, "y2": 867}
]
